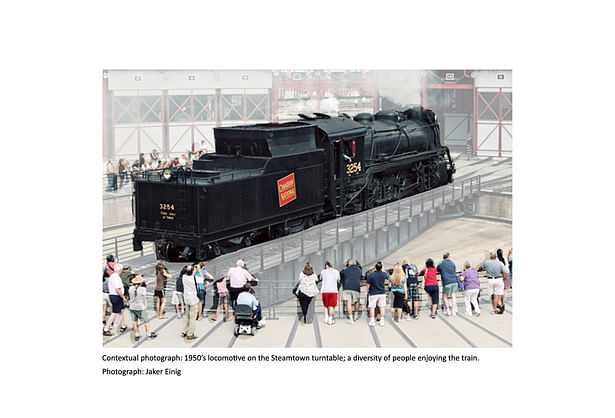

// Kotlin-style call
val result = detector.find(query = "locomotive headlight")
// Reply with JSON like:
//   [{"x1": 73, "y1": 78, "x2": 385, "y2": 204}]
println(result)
[{"x1": 162, "y1": 168, "x2": 173, "y2": 181}]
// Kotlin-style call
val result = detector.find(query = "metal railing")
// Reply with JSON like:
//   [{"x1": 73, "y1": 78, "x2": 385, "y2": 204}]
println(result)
[
  {"x1": 261, "y1": 269, "x2": 504, "y2": 320},
  {"x1": 102, "y1": 232, "x2": 155, "y2": 264},
  {"x1": 102, "y1": 164, "x2": 264, "y2": 194}
]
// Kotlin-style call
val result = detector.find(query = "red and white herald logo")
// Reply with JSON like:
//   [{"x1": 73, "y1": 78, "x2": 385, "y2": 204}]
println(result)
[{"x1": 277, "y1": 173, "x2": 297, "y2": 207}]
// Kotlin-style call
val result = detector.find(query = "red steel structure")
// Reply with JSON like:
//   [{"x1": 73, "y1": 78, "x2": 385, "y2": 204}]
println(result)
[
  {"x1": 421, "y1": 70, "x2": 512, "y2": 157},
  {"x1": 474, "y1": 87, "x2": 512, "y2": 157}
]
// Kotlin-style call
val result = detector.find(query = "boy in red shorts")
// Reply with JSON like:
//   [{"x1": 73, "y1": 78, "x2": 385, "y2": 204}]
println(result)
[{"x1": 320, "y1": 261, "x2": 340, "y2": 325}]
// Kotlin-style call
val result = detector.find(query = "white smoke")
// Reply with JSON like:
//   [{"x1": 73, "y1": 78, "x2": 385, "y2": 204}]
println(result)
[
  {"x1": 369, "y1": 70, "x2": 423, "y2": 108},
  {"x1": 318, "y1": 97, "x2": 339, "y2": 113},
  {"x1": 278, "y1": 96, "x2": 339, "y2": 120}
]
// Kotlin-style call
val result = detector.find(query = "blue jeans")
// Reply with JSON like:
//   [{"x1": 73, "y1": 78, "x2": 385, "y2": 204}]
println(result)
[
  {"x1": 252, "y1": 305, "x2": 262, "y2": 322},
  {"x1": 119, "y1": 172, "x2": 128, "y2": 188}
]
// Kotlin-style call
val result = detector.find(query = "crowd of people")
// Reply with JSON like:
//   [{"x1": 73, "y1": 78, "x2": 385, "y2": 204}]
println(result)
[
  {"x1": 102, "y1": 256, "x2": 264, "y2": 341},
  {"x1": 102, "y1": 247, "x2": 512, "y2": 340},
  {"x1": 294, "y1": 247, "x2": 512, "y2": 326},
  {"x1": 105, "y1": 148, "x2": 208, "y2": 192},
  {"x1": 102, "y1": 255, "x2": 158, "y2": 340}
]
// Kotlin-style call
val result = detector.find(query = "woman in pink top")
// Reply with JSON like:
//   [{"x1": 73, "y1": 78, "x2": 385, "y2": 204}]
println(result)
[{"x1": 419, "y1": 258, "x2": 439, "y2": 319}]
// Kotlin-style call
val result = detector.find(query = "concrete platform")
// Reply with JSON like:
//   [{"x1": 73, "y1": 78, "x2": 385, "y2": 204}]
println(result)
[{"x1": 103, "y1": 293, "x2": 512, "y2": 348}]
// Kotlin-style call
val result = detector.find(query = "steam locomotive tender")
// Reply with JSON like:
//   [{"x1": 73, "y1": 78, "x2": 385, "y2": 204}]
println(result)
[{"x1": 132, "y1": 107, "x2": 455, "y2": 261}]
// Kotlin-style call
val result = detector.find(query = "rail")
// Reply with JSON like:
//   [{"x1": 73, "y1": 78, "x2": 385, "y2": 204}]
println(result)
[
  {"x1": 103, "y1": 165, "x2": 266, "y2": 194},
  {"x1": 139, "y1": 267, "x2": 508, "y2": 323},
  {"x1": 102, "y1": 232, "x2": 155, "y2": 264},
  {"x1": 256, "y1": 269, "x2": 507, "y2": 320}
]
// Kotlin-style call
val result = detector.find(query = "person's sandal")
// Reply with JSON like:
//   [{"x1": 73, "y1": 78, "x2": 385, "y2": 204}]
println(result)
[
  {"x1": 135, "y1": 335, "x2": 141, "y2": 342},
  {"x1": 103, "y1": 330, "x2": 112, "y2": 336},
  {"x1": 120, "y1": 326, "x2": 128, "y2": 333}
]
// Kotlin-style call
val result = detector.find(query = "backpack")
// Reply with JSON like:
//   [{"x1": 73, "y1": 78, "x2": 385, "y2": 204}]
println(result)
[
  {"x1": 175, "y1": 273, "x2": 184, "y2": 292},
  {"x1": 102, "y1": 263, "x2": 113, "y2": 279},
  {"x1": 405, "y1": 264, "x2": 418, "y2": 280}
]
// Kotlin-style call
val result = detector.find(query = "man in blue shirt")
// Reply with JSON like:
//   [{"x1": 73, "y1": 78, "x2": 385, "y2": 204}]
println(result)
[
  {"x1": 342, "y1": 259, "x2": 362, "y2": 323},
  {"x1": 236, "y1": 284, "x2": 265, "y2": 328},
  {"x1": 437, "y1": 252, "x2": 458, "y2": 316},
  {"x1": 366, "y1": 261, "x2": 388, "y2": 327}
]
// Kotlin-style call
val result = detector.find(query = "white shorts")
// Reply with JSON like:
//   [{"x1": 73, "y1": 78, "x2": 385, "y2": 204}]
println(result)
[
  {"x1": 102, "y1": 292, "x2": 111, "y2": 306},
  {"x1": 487, "y1": 278, "x2": 504, "y2": 296},
  {"x1": 368, "y1": 294, "x2": 386, "y2": 308},
  {"x1": 172, "y1": 291, "x2": 184, "y2": 305}
]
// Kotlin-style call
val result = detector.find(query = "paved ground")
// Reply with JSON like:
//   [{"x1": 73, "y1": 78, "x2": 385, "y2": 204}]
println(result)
[
  {"x1": 103, "y1": 216, "x2": 512, "y2": 348},
  {"x1": 383, "y1": 217, "x2": 512, "y2": 271}
]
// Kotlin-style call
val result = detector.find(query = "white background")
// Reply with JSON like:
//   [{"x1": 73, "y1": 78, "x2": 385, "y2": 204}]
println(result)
[{"x1": 2, "y1": 1, "x2": 613, "y2": 416}]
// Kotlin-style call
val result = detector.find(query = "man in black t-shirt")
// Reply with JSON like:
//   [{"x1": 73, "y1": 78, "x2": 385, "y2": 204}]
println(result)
[
  {"x1": 342, "y1": 259, "x2": 362, "y2": 323},
  {"x1": 366, "y1": 261, "x2": 388, "y2": 327}
]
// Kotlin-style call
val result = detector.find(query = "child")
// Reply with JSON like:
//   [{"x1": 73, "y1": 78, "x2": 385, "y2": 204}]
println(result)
[
  {"x1": 212, "y1": 276, "x2": 230, "y2": 321},
  {"x1": 128, "y1": 275, "x2": 158, "y2": 342}
]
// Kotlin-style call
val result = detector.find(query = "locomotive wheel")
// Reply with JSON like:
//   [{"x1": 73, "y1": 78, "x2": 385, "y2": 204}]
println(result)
[
  {"x1": 163, "y1": 243, "x2": 182, "y2": 262},
  {"x1": 240, "y1": 236, "x2": 252, "y2": 248},
  {"x1": 197, "y1": 246, "x2": 208, "y2": 261},
  {"x1": 430, "y1": 163, "x2": 441, "y2": 189},
  {"x1": 155, "y1": 241, "x2": 167, "y2": 261},
  {"x1": 268, "y1": 225, "x2": 286, "y2": 240},
  {"x1": 426, "y1": 162, "x2": 440, "y2": 190},
  {"x1": 414, "y1": 162, "x2": 426, "y2": 192},
  {"x1": 384, "y1": 174, "x2": 400, "y2": 202},
  {"x1": 209, "y1": 242, "x2": 222, "y2": 258},
  {"x1": 397, "y1": 170, "x2": 411, "y2": 197},
  {"x1": 303, "y1": 216, "x2": 314, "y2": 229},
  {"x1": 366, "y1": 175, "x2": 383, "y2": 209}
]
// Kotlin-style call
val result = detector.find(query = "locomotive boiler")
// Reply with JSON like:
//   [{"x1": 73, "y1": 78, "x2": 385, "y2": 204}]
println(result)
[{"x1": 132, "y1": 107, "x2": 455, "y2": 261}]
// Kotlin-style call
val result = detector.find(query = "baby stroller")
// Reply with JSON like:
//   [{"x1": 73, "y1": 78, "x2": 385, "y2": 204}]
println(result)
[{"x1": 233, "y1": 304, "x2": 258, "y2": 336}]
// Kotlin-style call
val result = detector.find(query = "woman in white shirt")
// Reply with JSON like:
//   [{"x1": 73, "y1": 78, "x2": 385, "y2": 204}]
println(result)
[{"x1": 296, "y1": 263, "x2": 319, "y2": 323}]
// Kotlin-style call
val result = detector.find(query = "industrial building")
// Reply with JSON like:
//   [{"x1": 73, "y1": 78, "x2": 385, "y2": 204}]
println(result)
[{"x1": 103, "y1": 69, "x2": 511, "y2": 161}]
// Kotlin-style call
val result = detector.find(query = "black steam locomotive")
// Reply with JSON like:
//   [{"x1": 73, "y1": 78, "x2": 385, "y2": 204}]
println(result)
[{"x1": 132, "y1": 107, "x2": 455, "y2": 261}]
